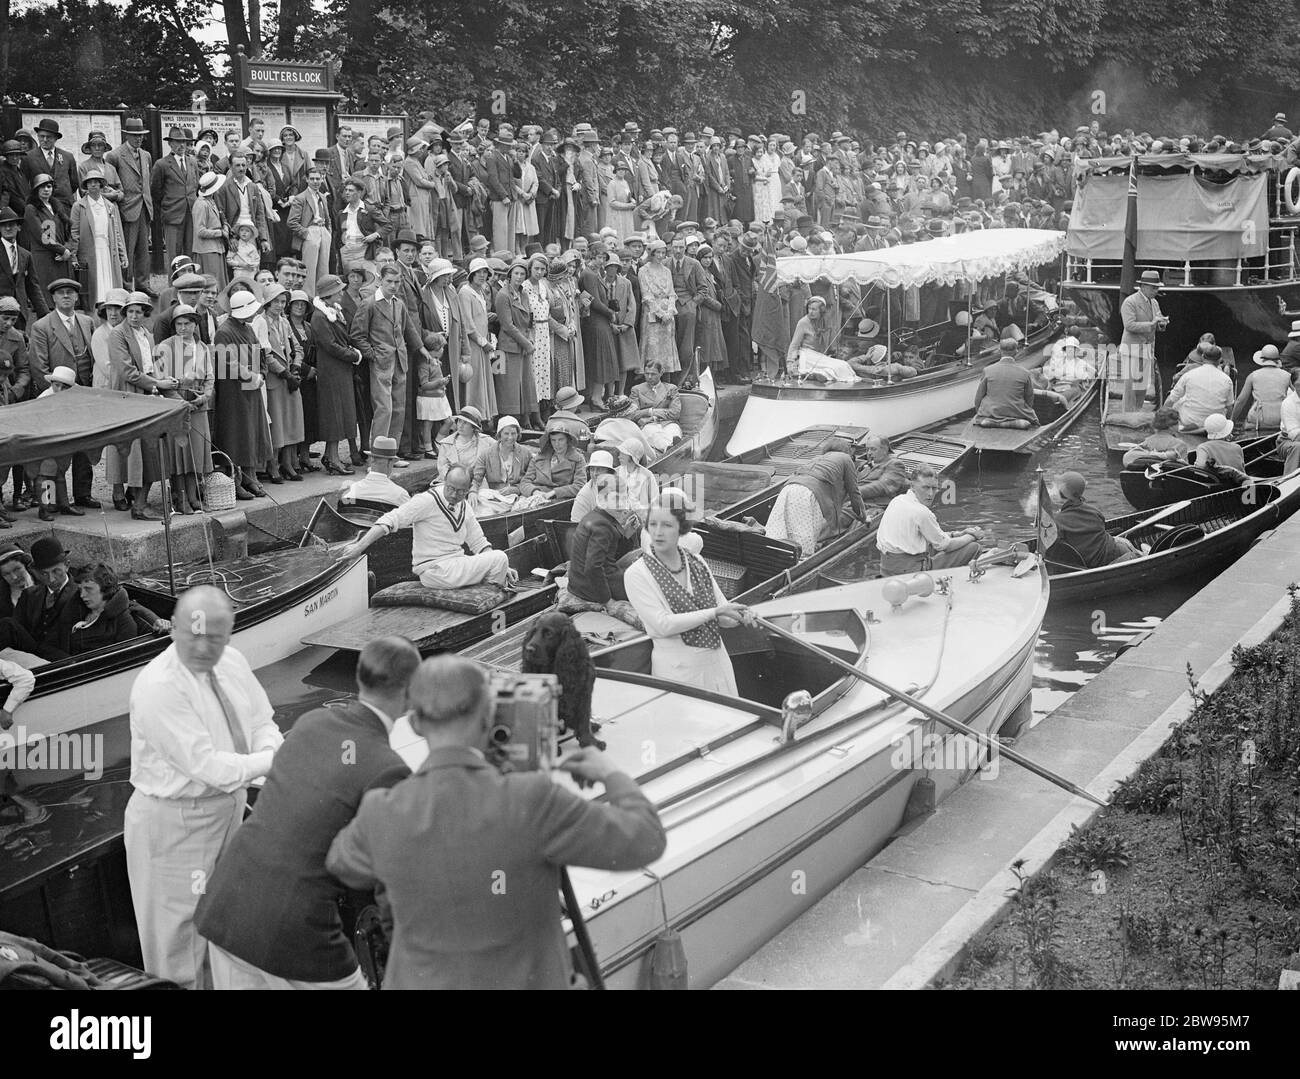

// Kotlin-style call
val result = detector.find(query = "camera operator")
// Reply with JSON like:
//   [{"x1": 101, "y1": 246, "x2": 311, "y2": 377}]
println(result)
[{"x1": 326, "y1": 653, "x2": 666, "y2": 989}]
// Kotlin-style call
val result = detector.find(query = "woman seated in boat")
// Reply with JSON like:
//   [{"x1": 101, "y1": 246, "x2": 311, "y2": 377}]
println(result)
[
  {"x1": 1052, "y1": 472, "x2": 1140, "y2": 568},
  {"x1": 482, "y1": 416, "x2": 534, "y2": 497},
  {"x1": 0, "y1": 544, "x2": 34, "y2": 622},
  {"x1": 842, "y1": 320, "x2": 918, "y2": 380},
  {"x1": 616, "y1": 436, "x2": 659, "y2": 523},
  {"x1": 935, "y1": 310, "x2": 974, "y2": 360},
  {"x1": 1121, "y1": 408, "x2": 1189, "y2": 468},
  {"x1": 625, "y1": 490, "x2": 756, "y2": 695},
  {"x1": 971, "y1": 339, "x2": 1039, "y2": 429},
  {"x1": 58, "y1": 563, "x2": 139, "y2": 656},
  {"x1": 627, "y1": 360, "x2": 682, "y2": 452},
  {"x1": 519, "y1": 420, "x2": 587, "y2": 503},
  {"x1": 570, "y1": 449, "x2": 618, "y2": 522},
  {"x1": 786, "y1": 296, "x2": 833, "y2": 370},
  {"x1": 1190, "y1": 414, "x2": 1248, "y2": 480},
  {"x1": 1230, "y1": 345, "x2": 1290, "y2": 431},
  {"x1": 558, "y1": 471, "x2": 644, "y2": 630},
  {"x1": 437, "y1": 406, "x2": 496, "y2": 488}
]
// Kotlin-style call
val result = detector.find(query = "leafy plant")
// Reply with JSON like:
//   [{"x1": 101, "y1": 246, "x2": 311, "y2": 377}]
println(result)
[{"x1": 1062, "y1": 822, "x2": 1132, "y2": 872}]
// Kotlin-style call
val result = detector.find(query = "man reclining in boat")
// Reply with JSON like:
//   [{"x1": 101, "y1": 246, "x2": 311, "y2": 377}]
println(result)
[
  {"x1": 1050, "y1": 471, "x2": 1140, "y2": 568},
  {"x1": 971, "y1": 339, "x2": 1039, "y2": 429},
  {"x1": 840, "y1": 319, "x2": 918, "y2": 380},
  {"x1": 1121, "y1": 408, "x2": 1189, "y2": 468},
  {"x1": 340, "y1": 466, "x2": 517, "y2": 591},
  {"x1": 340, "y1": 436, "x2": 410, "y2": 510},
  {"x1": 875, "y1": 466, "x2": 986, "y2": 575},
  {"x1": 856, "y1": 436, "x2": 910, "y2": 506}
]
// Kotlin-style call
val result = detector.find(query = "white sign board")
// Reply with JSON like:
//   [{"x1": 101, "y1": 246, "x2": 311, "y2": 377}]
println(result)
[
  {"x1": 289, "y1": 105, "x2": 329, "y2": 156},
  {"x1": 21, "y1": 112, "x2": 122, "y2": 157},
  {"x1": 159, "y1": 112, "x2": 244, "y2": 158},
  {"x1": 247, "y1": 104, "x2": 287, "y2": 139},
  {"x1": 338, "y1": 114, "x2": 406, "y2": 147}
]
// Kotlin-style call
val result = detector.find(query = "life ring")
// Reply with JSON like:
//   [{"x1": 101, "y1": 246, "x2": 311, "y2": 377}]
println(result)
[{"x1": 1285, "y1": 167, "x2": 1300, "y2": 215}]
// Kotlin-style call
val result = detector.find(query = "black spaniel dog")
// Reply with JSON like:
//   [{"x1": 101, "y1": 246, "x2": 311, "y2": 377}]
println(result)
[{"x1": 521, "y1": 612, "x2": 603, "y2": 750}]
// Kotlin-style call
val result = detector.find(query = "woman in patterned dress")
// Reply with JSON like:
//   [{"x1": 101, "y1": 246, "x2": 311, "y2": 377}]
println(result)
[
  {"x1": 637, "y1": 240, "x2": 679, "y2": 374},
  {"x1": 522, "y1": 253, "x2": 553, "y2": 414}
]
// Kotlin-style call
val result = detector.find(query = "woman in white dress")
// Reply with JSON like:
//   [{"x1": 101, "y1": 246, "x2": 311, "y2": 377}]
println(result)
[
  {"x1": 521, "y1": 253, "x2": 553, "y2": 408},
  {"x1": 753, "y1": 138, "x2": 783, "y2": 225},
  {"x1": 92, "y1": 288, "x2": 139, "y2": 510},
  {"x1": 511, "y1": 143, "x2": 539, "y2": 252},
  {"x1": 625, "y1": 492, "x2": 756, "y2": 695},
  {"x1": 69, "y1": 171, "x2": 127, "y2": 306}
]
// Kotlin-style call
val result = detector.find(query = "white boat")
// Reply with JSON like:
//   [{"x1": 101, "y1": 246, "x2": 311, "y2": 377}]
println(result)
[
  {"x1": 451, "y1": 559, "x2": 1049, "y2": 988},
  {"x1": 728, "y1": 229, "x2": 1068, "y2": 456}
]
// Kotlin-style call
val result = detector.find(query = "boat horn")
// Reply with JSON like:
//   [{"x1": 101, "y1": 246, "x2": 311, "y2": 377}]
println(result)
[
  {"x1": 781, "y1": 689, "x2": 814, "y2": 743},
  {"x1": 881, "y1": 573, "x2": 935, "y2": 610}
]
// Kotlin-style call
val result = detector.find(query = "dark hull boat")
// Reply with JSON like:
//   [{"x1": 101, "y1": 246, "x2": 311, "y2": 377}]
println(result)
[{"x1": 1118, "y1": 434, "x2": 1283, "y2": 511}]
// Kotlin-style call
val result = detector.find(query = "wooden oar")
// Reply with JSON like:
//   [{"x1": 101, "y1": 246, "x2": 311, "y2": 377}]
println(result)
[
  {"x1": 754, "y1": 615, "x2": 1109, "y2": 808},
  {"x1": 1115, "y1": 498, "x2": 1193, "y2": 540}
]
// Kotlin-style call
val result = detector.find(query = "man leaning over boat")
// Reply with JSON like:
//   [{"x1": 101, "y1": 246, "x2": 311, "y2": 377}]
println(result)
[
  {"x1": 341, "y1": 464, "x2": 517, "y2": 590},
  {"x1": 876, "y1": 466, "x2": 986, "y2": 576}
]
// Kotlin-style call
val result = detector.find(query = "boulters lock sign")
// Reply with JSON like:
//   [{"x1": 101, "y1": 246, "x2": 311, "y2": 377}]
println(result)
[{"x1": 242, "y1": 59, "x2": 334, "y2": 95}]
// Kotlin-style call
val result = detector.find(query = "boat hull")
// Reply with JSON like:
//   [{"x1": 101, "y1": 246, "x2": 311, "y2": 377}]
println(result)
[{"x1": 11, "y1": 555, "x2": 369, "y2": 743}]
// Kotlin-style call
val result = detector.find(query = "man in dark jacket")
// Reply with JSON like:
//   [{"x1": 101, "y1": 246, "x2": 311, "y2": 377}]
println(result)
[
  {"x1": 856, "y1": 436, "x2": 910, "y2": 505},
  {"x1": 0, "y1": 140, "x2": 31, "y2": 217},
  {"x1": 326, "y1": 654, "x2": 666, "y2": 989},
  {"x1": 0, "y1": 536, "x2": 77, "y2": 660},
  {"x1": 972, "y1": 339, "x2": 1039, "y2": 428},
  {"x1": 561, "y1": 474, "x2": 643, "y2": 629},
  {"x1": 23, "y1": 119, "x2": 78, "y2": 218},
  {"x1": 532, "y1": 128, "x2": 562, "y2": 247},
  {"x1": 1052, "y1": 471, "x2": 1139, "y2": 568},
  {"x1": 195, "y1": 636, "x2": 420, "y2": 989},
  {"x1": 0, "y1": 206, "x2": 48, "y2": 327},
  {"x1": 150, "y1": 127, "x2": 199, "y2": 269}
]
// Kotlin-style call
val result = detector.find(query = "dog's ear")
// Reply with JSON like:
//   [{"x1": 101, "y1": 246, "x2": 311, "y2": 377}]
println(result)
[{"x1": 553, "y1": 621, "x2": 593, "y2": 688}]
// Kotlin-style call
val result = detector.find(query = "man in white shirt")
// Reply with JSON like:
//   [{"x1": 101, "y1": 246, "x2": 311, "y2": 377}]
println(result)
[
  {"x1": 341, "y1": 435, "x2": 410, "y2": 508},
  {"x1": 875, "y1": 467, "x2": 985, "y2": 576},
  {"x1": 338, "y1": 179, "x2": 383, "y2": 272},
  {"x1": 1280, "y1": 372, "x2": 1300, "y2": 474},
  {"x1": 124, "y1": 585, "x2": 283, "y2": 989},
  {"x1": 1164, "y1": 350, "x2": 1234, "y2": 431},
  {"x1": 342, "y1": 465, "x2": 516, "y2": 590}
]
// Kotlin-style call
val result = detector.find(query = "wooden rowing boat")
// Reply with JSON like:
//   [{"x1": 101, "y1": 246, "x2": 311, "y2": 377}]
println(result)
[
  {"x1": 1118, "y1": 433, "x2": 1282, "y2": 510},
  {"x1": 1031, "y1": 472, "x2": 1300, "y2": 601},
  {"x1": 960, "y1": 379, "x2": 1100, "y2": 455}
]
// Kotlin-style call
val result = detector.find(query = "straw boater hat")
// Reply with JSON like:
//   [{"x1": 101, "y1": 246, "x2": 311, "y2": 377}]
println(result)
[{"x1": 1253, "y1": 344, "x2": 1281, "y2": 367}]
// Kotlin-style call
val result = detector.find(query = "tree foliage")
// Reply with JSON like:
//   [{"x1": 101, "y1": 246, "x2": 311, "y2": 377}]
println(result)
[{"x1": 5, "y1": 0, "x2": 1300, "y2": 141}]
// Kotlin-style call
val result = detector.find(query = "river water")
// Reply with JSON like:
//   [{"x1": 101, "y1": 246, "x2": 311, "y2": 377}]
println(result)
[{"x1": 827, "y1": 400, "x2": 1205, "y2": 727}]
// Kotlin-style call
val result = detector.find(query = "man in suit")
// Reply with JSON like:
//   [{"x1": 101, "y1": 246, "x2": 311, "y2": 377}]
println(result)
[
  {"x1": 445, "y1": 131, "x2": 475, "y2": 251},
  {"x1": 352, "y1": 262, "x2": 433, "y2": 454},
  {"x1": 23, "y1": 119, "x2": 78, "y2": 219},
  {"x1": 287, "y1": 167, "x2": 333, "y2": 297},
  {"x1": 326, "y1": 653, "x2": 665, "y2": 989},
  {"x1": 0, "y1": 206, "x2": 49, "y2": 327},
  {"x1": 0, "y1": 536, "x2": 78, "y2": 660},
  {"x1": 325, "y1": 125, "x2": 355, "y2": 215},
  {"x1": 106, "y1": 118, "x2": 154, "y2": 289},
  {"x1": 195, "y1": 636, "x2": 419, "y2": 990},
  {"x1": 1119, "y1": 269, "x2": 1168, "y2": 408},
  {"x1": 150, "y1": 128, "x2": 199, "y2": 270},
  {"x1": 574, "y1": 129, "x2": 601, "y2": 238},
  {"x1": 26, "y1": 278, "x2": 98, "y2": 510},
  {"x1": 0, "y1": 140, "x2": 31, "y2": 217},
  {"x1": 532, "y1": 128, "x2": 561, "y2": 247},
  {"x1": 212, "y1": 149, "x2": 270, "y2": 257},
  {"x1": 482, "y1": 125, "x2": 515, "y2": 254},
  {"x1": 668, "y1": 234, "x2": 709, "y2": 371}
]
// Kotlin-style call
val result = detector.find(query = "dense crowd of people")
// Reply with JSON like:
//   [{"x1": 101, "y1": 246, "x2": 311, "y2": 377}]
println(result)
[{"x1": 3, "y1": 109, "x2": 1296, "y2": 526}]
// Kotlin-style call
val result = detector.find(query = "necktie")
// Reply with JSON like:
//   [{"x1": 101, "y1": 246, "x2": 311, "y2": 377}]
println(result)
[{"x1": 208, "y1": 670, "x2": 250, "y2": 754}]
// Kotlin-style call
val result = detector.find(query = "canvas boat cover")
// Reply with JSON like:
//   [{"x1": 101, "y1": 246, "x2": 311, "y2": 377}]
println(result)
[
  {"x1": 0, "y1": 387, "x2": 189, "y2": 469},
  {"x1": 772, "y1": 228, "x2": 1068, "y2": 288}
]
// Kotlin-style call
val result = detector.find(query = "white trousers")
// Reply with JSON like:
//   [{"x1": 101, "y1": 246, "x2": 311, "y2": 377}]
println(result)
[
  {"x1": 208, "y1": 944, "x2": 369, "y2": 991},
  {"x1": 124, "y1": 788, "x2": 245, "y2": 990},
  {"x1": 416, "y1": 549, "x2": 510, "y2": 589},
  {"x1": 300, "y1": 225, "x2": 332, "y2": 298}
]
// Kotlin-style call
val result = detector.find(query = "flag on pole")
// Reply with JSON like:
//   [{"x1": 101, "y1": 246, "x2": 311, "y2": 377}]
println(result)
[
  {"x1": 1118, "y1": 157, "x2": 1138, "y2": 298},
  {"x1": 1034, "y1": 473, "x2": 1058, "y2": 552}
]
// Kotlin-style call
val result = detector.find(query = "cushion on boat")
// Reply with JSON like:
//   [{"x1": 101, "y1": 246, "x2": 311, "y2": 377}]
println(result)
[
  {"x1": 676, "y1": 390, "x2": 710, "y2": 439},
  {"x1": 372, "y1": 580, "x2": 509, "y2": 613},
  {"x1": 1106, "y1": 410, "x2": 1155, "y2": 430},
  {"x1": 683, "y1": 461, "x2": 777, "y2": 515}
]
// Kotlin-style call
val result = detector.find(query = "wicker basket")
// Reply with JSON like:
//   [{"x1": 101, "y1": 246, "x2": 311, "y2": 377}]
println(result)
[
  {"x1": 204, "y1": 450, "x2": 237, "y2": 513},
  {"x1": 703, "y1": 557, "x2": 746, "y2": 599}
]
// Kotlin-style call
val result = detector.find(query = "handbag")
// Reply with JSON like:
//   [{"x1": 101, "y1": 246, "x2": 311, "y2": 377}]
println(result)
[{"x1": 203, "y1": 450, "x2": 237, "y2": 512}]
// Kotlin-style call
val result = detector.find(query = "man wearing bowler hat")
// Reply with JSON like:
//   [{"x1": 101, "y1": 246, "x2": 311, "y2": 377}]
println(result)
[
  {"x1": 151, "y1": 127, "x2": 199, "y2": 271},
  {"x1": 0, "y1": 535, "x2": 79, "y2": 660},
  {"x1": 106, "y1": 118, "x2": 154, "y2": 289},
  {"x1": 23, "y1": 119, "x2": 78, "y2": 219}
]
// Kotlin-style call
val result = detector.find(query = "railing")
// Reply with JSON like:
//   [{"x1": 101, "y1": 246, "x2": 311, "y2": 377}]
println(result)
[{"x1": 1064, "y1": 229, "x2": 1300, "y2": 287}]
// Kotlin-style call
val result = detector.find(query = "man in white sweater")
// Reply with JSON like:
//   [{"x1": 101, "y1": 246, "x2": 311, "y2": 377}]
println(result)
[
  {"x1": 1164, "y1": 350, "x2": 1234, "y2": 431},
  {"x1": 341, "y1": 465, "x2": 516, "y2": 589}
]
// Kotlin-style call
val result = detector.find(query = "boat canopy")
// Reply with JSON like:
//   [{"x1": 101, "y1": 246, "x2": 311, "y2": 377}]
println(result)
[
  {"x1": 772, "y1": 228, "x2": 1068, "y2": 288},
  {"x1": 0, "y1": 386, "x2": 189, "y2": 469},
  {"x1": 1076, "y1": 153, "x2": 1283, "y2": 176},
  {"x1": 1067, "y1": 170, "x2": 1269, "y2": 261}
]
